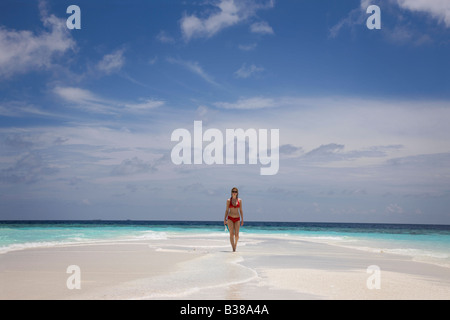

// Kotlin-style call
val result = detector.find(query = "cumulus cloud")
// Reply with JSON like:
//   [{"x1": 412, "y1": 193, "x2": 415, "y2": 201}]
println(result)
[
  {"x1": 180, "y1": 0, "x2": 274, "y2": 41},
  {"x1": 0, "y1": 3, "x2": 76, "y2": 78},
  {"x1": 330, "y1": 0, "x2": 450, "y2": 40},
  {"x1": 180, "y1": 0, "x2": 240, "y2": 41},
  {"x1": 97, "y1": 49, "x2": 125, "y2": 74},
  {"x1": 395, "y1": 0, "x2": 450, "y2": 27}
]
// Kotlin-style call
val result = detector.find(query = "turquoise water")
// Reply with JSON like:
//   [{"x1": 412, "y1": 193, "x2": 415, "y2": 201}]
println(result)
[
  {"x1": 1, "y1": 220, "x2": 449, "y2": 267},
  {"x1": 0, "y1": 222, "x2": 168, "y2": 252}
]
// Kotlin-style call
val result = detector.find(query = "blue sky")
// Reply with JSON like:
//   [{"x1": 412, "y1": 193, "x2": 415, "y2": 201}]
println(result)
[{"x1": 1, "y1": 0, "x2": 449, "y2": 223}]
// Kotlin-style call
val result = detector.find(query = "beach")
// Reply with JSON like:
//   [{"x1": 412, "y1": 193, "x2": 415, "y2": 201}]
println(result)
[{"x1": 1, "y1": 231, "x2": 449, "y2": 300}]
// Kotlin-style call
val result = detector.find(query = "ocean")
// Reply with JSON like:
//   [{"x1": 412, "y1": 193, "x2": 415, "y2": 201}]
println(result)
[{"x1": 1, "y1": 220, "x2": 450, "y2": 268}]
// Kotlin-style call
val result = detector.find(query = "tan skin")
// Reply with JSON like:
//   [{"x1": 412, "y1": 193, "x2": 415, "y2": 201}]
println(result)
[{"x1": 224, "y1": 191, "x2": 244, "y2": 252}]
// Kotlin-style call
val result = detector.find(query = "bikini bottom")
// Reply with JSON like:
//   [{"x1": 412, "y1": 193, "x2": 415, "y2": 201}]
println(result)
[{"x1": 228, "y1": 216, "x2": 240, "y2": 223}]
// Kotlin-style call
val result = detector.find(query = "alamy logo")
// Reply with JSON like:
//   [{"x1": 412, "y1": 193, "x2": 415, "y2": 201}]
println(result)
[
  {"x1": 170, "y1": 121, "x2": 279, "y2": 175},
  {"x1": 66, "y1": 265, "x2": 81, "y2": 290},
  {"x1": 366, "y1": 265, "x2": 381, "y2": 290}
]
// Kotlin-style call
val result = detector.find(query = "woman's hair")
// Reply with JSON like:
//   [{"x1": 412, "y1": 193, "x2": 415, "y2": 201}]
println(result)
[{"x1": 230, "y1": 187, "x2": 239, "y2": 205}]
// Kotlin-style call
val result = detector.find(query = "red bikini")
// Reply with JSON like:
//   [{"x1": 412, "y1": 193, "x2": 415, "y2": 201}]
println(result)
[
  {"x1": 228, "y1": 198, "x2": 240, "y2": 222},
  {"x1": 229, "y1": 198, "x2": 240, "y2": 208}
]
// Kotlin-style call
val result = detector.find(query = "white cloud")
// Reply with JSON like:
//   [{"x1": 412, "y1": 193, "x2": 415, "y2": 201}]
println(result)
[
  {"x1": 54, "y1": 86, "x2": 164, "y2": 115},
  {"x1": 0, "y1": 6, "x2": 75, "y2": 78},
  {"x1": 209, "y1": 96, "x2": 450, "y2": 168},
  {"x1": 0, "y1": 101, "x2": 64, "y2": 119},
  {"x1": 97, "y1": 49, "x2": 125, "y2": 75},
  {"x1": 2, "y1": 94, "x2": 450, "y2": 223},
  {"x1": 234, "y1": 63, "x2": 264, "y2": 78},
  {"x1": 328, "y1": 5, "x2": 365, "y2": 38},
  {"x1": 54, "y1": 86, "x2": 112, "y2": 114},
  {"x1": 330, "y1": 0, "x2": 450, "y2": 40},
  {"x1": 238, "y1": 43, "x2": 257, "y2": 51},
  {"x1": 181, "y1": 0, "x2": 240, "y2": 41},
  {"x1": 124, "y1": 99, "x2": 165, "y2": 112},
  {"x1": 180, "y1": 0, "x2": 274, "y2": 41},
  {"x1": 250, "y1": 21, "x2": 274, "y2": 34},
  {"x1": 54, "y1": 86, "x2": 97, "y2": 103},
  {"x1": 395, "y1": 0, "x2": 450, "y2": 27}
]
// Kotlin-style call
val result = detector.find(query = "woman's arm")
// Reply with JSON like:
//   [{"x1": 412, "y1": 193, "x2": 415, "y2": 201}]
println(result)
[
  {"x1": 239, "y1": 199, "x2": 244, "y2": 226},
  {"x1": 224, "y1": 199, "x2": 229, "y2": 225}
]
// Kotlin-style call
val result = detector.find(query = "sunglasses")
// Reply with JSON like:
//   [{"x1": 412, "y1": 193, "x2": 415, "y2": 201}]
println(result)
[{"x1": 232, "y1": 191, "x2": 238, "y2": 193}]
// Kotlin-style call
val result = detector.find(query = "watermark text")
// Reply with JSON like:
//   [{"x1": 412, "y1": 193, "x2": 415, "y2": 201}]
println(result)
[
  {"x1": 171, "y1": 121, "x2": 279, "y2": 175},
  {"x1": 366, "y1": 265, "x2": 381, "y2": 289},
  {"x1": 66, "y1": 265, "x2": 81, "y2": 290}
]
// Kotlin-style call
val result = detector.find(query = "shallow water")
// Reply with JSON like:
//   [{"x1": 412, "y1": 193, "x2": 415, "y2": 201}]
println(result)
[{"x1": 1, "y1": 220, "x2": 449, "y2": 267}]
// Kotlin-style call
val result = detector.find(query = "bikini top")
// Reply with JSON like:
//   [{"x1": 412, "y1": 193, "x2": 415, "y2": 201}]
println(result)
[{"x1": 229, "y1": 198, "x2": 240, "y2": 208}]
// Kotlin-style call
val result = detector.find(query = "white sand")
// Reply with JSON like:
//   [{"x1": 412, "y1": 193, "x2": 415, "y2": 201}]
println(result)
[
  {"x1": 0, "y1": 241, "x2": 201, "y2": 299},
  {"x1": 258, "y1": 268, "x2": 450, "y2": 299},
  {"x1": 1, "y1": 234, "x2": 449, "y2": 300}
]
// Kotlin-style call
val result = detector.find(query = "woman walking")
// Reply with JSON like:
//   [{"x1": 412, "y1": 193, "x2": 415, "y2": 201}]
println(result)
[{"x1": 224, "y1": 187, "x2": 244, "y2": 252}]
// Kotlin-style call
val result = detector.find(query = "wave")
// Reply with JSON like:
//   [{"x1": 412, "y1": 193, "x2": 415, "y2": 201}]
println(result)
[
  {"x1": 0, "y1": 230, "x2": 169, "y2": 254},
  {"x1": 321, "y1": 241, "x2": 450, "y2": 268},
  {"x1": 0, "y1": 240, "x2": 87, "y2": 254}
]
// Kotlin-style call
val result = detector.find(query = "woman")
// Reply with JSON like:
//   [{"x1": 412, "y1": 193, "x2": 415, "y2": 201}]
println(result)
[{"x1": 224, "y1": 187, "x2": 244, "y2": 252}]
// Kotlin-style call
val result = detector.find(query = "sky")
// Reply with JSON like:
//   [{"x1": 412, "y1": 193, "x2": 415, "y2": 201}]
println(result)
[{"x1": 0, "y1": 0, "x2": 449, "y2": 224}]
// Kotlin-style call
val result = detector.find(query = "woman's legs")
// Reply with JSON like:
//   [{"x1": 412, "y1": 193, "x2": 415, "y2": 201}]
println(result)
[
  {"x1": 227, "y1": 219, "x2": 241, "y2": 252},
  {"x1": 227, "y1": 219, "x2": 236, "y2": 251},
  {"x1": 233, "y1": 221, "x2": 240, "y2": 251}
]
